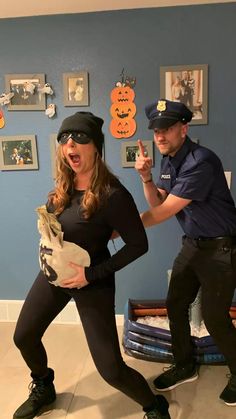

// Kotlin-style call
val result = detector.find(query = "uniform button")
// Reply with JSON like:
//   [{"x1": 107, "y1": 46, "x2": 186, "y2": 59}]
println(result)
[{"x1": 222, "y1": 246, "x2": 229, "y2": 252}]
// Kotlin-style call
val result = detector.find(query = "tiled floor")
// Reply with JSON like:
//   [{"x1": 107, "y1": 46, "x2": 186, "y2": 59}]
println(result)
[{"x1": 1, "y1": 321, "x2": 236, "y2": 419}]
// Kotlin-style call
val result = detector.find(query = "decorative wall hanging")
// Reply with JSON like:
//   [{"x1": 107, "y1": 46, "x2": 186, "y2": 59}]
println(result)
[
  {"x1": 160, "y1": 64, "x2": 208, "y2": 125},
  {"x1": 38, "y1": 83, "x2": 54, "y2": 96},
  {"x1": 121, "y1": 140, "x2": 153, "y2": 168},
  {"x1": 0, "y1": 135, "x2": 38, "y2": 170},
  {"x1": 63, "y1": 72, "x2": 89, "y2": 106},
  {"x1": 224, "y1": 171, "x2": 232, "y2": 189},
  {"x1": 45, "y1": 103, "x2": 56, "y2": 118},
  {"x1": 0, "y1": 92, "x2": 14, "y2": 106},
  {"x1": 110, "y1": 69, "x2": 137, "y2": 139},
  {"x1": 5, "y1": 74, "x2": 46, "y2": 111},
  {"x1": 50, "y1": 133, "x2": 57, "y2": 179},
  {"x1": 0, "y1": 109, "x2": 5, "y2": 128}
]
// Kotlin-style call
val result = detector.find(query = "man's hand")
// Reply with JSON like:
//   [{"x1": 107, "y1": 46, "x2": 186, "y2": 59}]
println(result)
[{"x1": 135, "y1": 140, "x2": 152, "y2": 181}]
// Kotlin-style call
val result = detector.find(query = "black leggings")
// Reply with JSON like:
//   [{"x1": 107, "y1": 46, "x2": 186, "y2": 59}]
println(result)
[{"x1": 14, "y1": 271, "x2": 156, "y2": 409}]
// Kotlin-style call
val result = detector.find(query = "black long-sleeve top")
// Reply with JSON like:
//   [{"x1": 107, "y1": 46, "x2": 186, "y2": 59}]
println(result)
[{"x1": 56, "y1": 180, "x2": 148, "y2": 283}]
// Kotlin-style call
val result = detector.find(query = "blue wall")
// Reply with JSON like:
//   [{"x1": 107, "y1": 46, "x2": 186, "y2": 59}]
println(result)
[{"x1": 0, "y1": 3, "x2": 236, "y2": 312}]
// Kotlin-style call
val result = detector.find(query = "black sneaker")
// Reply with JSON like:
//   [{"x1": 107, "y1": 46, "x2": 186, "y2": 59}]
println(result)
[
  {"x1": 13, "y1": 368, "x2": 56, "y2": 419},
  {"x1": 153, "y1": 363, "x2": 198, "y2": 391},
  {"x1": 220, "y1": 374, "x2": 236, "y2": 406},
  {"x1": 143, "y1": 395, "x2": 171, "y2": 419}
]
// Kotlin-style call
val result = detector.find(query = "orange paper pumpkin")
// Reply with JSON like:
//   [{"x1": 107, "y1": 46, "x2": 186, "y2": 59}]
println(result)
[
  {"x1": 110, "y1": 118, "x2": 136, "y2": 139},
  {"x1": 0, "y1": 109, "x2": 5, "y2": 128},
  {"x1": 110, "y1": 85, "x2": 135, "y2": 103},
  {"x1": 110, "y1": 102, "x2": 136, "y2": 121}
]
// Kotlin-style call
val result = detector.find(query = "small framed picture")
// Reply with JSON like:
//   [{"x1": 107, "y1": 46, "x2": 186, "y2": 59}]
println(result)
[
  {"x1": 5, "y1": 73, "x2": 46, "y2": 111},
  {"x1": 224, "y1": 171, "x2": 232, "y2": 189},
  {"x1": 0, "y1": 135, "x2": 38, "y2": 171},
  {"x1": 63, "y1": 72, "x2": 89, "y2": 106},
  {"x1": 160, "y1": 64, "x2": 208, "y2": 125},
  {"x1": 50, "y1": 133, "x2": 58, "y2": 179},
  {"x1": 121, "y1": 140, "x2": 154, "y2": 168}
]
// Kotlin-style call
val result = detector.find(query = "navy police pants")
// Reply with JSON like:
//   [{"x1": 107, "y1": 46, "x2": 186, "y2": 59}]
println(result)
[{"x1": 167, "y1": 236, "x2": 236, "y2": 373}]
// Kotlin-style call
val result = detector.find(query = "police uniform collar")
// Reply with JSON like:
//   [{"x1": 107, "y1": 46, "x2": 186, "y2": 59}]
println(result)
[{"x1": 167, "y1": 136, "x2": 193, "y2": 169}]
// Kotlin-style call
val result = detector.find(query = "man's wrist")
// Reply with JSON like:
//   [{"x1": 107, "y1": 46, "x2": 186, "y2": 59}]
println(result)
[{"x1": 140, "y1": 173, "x2": 152, "y2": 184}]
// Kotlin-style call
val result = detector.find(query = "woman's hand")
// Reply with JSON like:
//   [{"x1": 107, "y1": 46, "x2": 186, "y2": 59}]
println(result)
[
  {"x1": 60, "y1": 262, "x2": 89, "y2": 289},
  {"x1": 110, "y1": 230, "x2": 120, "y2": 240}
]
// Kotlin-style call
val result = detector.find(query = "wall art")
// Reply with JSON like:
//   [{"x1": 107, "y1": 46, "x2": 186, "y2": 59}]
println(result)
[
  {"x1": 121, "y1": 140, "x2": 153, "y2": 168},
  {"x1": 63, "y1": 72, "x2": 89, "y2": 106},
  {"x1": 5, "y1": 73, "x2": 46, "y2": 111},
  {"x1": 0, "y1": 135, "x2": 38, "y2": 170},
  {"x1": 160, "y1": 64, "x2": 208, "y2": 125},
  {"x1": 50, "y1": 133, "x2": 57, "y2": 179},
  {"x1": 110, "y1": 69, "x2": 137, "y2": 139}
]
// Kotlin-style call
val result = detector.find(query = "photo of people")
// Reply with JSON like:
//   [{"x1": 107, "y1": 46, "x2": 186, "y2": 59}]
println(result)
[
  {"x1": 10, "y1": 78, "x2": 40, "y2": 106},
  {"x1": 63, "y1": 72, "x2": 89, "y2": 106},
  {"x1": 126, "y1": 145, "x2": 149, "y2": 162},
  {"x1": 5, "y1": 74, "x2": 46, "y2": 110},
  {"x1": 68, "y1": 77, "x2": 84, "y2": 102},
  {"x1": 160, "y1": 65, "x2": 208, "y2": 124},
  {"x1": 121, "y1": 141, "x2": 153, "y2": 167},
  {"x1": 0, "y1": 135, "x2": 38, "y2": 170},
  {"x1": 2, "y1": 140, "x2": 33, "y2": 166}
]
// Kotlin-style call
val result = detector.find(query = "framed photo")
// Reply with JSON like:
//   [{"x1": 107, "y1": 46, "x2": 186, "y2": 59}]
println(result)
[
  {"x1": 121, "y1": 140, "x2": 153, "y2": 168},
  {"x1": 5, "y1": 73, "x2": 46, "y2": 111},
  {"x1": 50, "y1": 133, "x2": 58, "y2": 179},
  {"x1": 224, "y1": 171, "x2": 232, "y2": 189},
  {"x1": 0, "y1": 135, "x2": 38, "y2": 171},
  {"x1": 63, "y1": 72, "x2": 89, "y2": 106},
  {"x1": 160, "y1": 64, "x2": 208, "y2": 125}
]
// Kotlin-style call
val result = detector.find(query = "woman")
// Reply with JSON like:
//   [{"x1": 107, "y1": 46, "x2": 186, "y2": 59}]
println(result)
[
  {"x1": 171, "y1": 76, "x2": 182, "y2": 102},
  {"x1": 13, "y1": 112, "x2": 170, "y2": 419}
]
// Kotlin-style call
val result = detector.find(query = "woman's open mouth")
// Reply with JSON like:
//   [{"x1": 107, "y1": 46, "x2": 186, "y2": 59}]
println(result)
[{"x1": 68, "y1": 153, "x2": 80, "y2": 165}]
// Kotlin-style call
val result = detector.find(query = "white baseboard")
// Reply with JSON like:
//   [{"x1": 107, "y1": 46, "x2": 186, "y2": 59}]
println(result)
[{"x1": 0, "y1": 300, "x2": 124, "y2": 325}]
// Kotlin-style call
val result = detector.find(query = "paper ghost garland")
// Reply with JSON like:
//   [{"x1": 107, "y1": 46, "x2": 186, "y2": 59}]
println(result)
[
  {"x1": 45, "y1": 103, "x2": 56, "y2": 118},
  {"x1": 0, "y1": 92, "x2": 14, "y2": 106},
  {"x1": 38, "y1": 83, "x2": 54, "y2": 95},
  {"x1": 0, "y1": 109, "x2": 5, "y2": 128}
]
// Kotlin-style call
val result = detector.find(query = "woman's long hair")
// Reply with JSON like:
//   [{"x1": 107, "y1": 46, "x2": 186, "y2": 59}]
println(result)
[{"x1": 48, "y1": 144, "x2": 118, "y2": 218}]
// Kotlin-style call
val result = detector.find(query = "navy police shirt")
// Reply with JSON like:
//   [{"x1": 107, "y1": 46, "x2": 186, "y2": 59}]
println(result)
[{"x1": 156, "y1": 137, "x2": 236, "y2": 238}]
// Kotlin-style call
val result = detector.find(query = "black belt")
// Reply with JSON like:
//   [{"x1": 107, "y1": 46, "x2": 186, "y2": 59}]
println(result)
[{"x1": 183, "y1": 235, "x2": 236, "y2": 249}]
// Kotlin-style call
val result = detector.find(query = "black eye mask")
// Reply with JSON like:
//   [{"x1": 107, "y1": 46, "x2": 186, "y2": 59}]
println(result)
[{"x1": 58, "y1": 132, "x2": 91, "y2": 145}]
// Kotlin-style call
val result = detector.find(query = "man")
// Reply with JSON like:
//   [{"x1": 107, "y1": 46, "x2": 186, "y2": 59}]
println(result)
[
  {"x1": 135, "y1": 99, "x2": 236, "y2": 406},
  {"x1": 180, "y1": 71, "x2": 193, "y2": 111}
]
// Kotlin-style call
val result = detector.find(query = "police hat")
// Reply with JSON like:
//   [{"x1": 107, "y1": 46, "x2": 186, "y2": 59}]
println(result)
[{"x1": 145, "y1": 99, "x2": 193, "y2": 129}]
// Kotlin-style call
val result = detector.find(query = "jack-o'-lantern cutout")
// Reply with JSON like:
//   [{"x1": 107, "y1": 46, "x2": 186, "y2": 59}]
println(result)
[
  {"x1": 110, "y1": 85, "x2": 135, "y2": 104},
  {"x1": 110, "y1": 69, "x2": 137, "y2": 139},
  {"x1": 110, "y1": 119, "x2": 136, "y2": 139},
  {"x1": 110, "y1": 102, "x2": 136, "y2": 121},
  {"x1": 0, "y1": 109, "x2": 5, "y2": 128}
]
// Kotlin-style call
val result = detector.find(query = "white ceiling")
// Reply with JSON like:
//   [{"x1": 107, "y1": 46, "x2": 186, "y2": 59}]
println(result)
[{"x1": 0, "y1": 0, "x2": 235, "y2": 19}]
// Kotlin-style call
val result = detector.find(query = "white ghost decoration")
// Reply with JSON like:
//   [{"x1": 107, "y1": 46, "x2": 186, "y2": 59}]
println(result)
[
  {"x1": 45, "y1": 103, "x2": 56, "y2": 118},
  {"x1": 0, "y1": 92, "x2": 14, "y2": 105},
  {"x1": 39, "y1": 83, "x2": 54, "y2": 95},
  {"x1": 24, "y1": 81, "x2": 36, "y2": 94}
]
